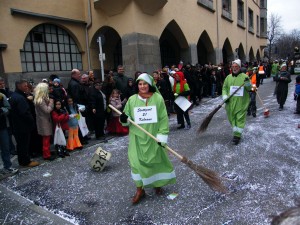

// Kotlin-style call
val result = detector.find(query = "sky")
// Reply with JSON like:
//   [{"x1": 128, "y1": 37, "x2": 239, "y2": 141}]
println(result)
[{"x1": 268, "y1": 0, "x2": 300, "y2": 33}]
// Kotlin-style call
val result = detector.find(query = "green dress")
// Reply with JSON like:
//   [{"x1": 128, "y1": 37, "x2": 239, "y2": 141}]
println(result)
[
  {"x1": 222, "y1": 73, "x2": 251, "y2": 137},
  {"x1": 123, "y1": 92, "x2": 176, "y2": 188}
]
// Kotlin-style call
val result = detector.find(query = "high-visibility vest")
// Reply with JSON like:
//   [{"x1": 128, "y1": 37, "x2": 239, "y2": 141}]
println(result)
[{"x1": 258, "y1": 66, "x2": 265, "y2": 74}]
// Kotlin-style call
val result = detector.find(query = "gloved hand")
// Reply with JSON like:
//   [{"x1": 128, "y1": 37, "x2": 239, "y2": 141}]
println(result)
[
  {"x1": 174, "y1": 93, "x2": 179, "y2": 97},
  {"x1": 157, "y1": 142, "x2": 166, "y2": 148},
  {"x1": 120, "y1": 112, "x2": 128, "y2": 123},
  {"x1": 244, "y1": 77, "x2": 251, "y2": 87}
]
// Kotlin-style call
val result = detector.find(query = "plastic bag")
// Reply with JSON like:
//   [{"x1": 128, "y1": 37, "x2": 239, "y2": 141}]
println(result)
[{"x1": 54, "y1": 125, "x2": 66, "y2": 146}]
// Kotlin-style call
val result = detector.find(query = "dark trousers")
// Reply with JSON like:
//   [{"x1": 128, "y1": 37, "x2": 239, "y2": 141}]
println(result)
[
  {"x1": 14, "y1": 132, "x2": 31, "y2": 166},
  {"x1": 174, "y1": 104, "x2": 190, "y2": 126},
  {"x1": 296, "y1": 97, "x2": 300, "y2": 112},
  {"x1": 248, "y1": 92, "x2": 257, "y2": 114},
  {"x1": 93, "y1": 115, "x2": 105, "y2": 138}
]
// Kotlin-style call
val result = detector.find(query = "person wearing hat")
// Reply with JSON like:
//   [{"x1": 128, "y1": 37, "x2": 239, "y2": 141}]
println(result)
[
  {"x1": 222, "y1": 59, "x2": 251, "y2": 145},
  {"x1": 246, "y1": 67, "x2": 257, "y2": 117},
  {"x1": 52, "y1": 78, "x2": 67, "y2": 103},
  {"x1": 120, "y1": 73, "x2": 176, "y2": 204},
  {"x1": 275, "y1": 63, "x2": 291, "y2": 110}
]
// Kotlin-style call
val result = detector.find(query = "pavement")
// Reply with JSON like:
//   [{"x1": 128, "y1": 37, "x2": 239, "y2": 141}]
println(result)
[{"x1": 0, "y1": 76, "x2": 299, "y2": 224}]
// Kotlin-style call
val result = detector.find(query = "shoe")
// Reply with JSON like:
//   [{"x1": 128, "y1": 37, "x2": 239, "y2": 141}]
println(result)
[
  {"x1": 76, "y1": 146, "x2": 83, "y2": 150},
  {"x1": 185, "y1": 124, "x2": 191, "y2": 130},
  {"x1": 252, "y1": 113, "x2": 256, "y2": 117},
  {"x1": 177, "y1": 124, "x2": 185, "y2": 129},
  {"x1": 279, "y1": 107, "x2": 283, "y2": 111},
  {"x1": 26, "y1": 161, "x2": 40, "y2": 167},
  {"x1": 232, "y1": 136, "x2": 241, "y2": 145},
  {"x1": 81, "y1": 140, "x2": 88, "y2": 145},
  {"x1": 155, "y1": 187, "x2": 163, "y2": 195},
  {"x1": 2, "y1": 167, "x2": 19, "y2": 174},
  {"x1": 132, "y1": 187, "x2": 145, "y2": 204},
  {"x1": 247, "y1": 111, "x2": 251, "y2": 116},
  {"x1": 56, "y1": 146, "x2": 65, "y2": 158},
  {"x1": 298, "y1": 124, "x2": 300, "y2": 129},
  {"x1": 64, "y1": 150, "x2": 70, "y2": 156},
  {"x1": 294, "y1": 111, "x2": 300, "y2": 114},
  {"x1": 43, "y1": 155, "x2": 56, "y2": 161}
]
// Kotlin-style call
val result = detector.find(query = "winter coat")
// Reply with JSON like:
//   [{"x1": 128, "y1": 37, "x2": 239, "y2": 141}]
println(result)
[
  {"x1": 51, "y1": 109, "x2": 69, "y2": 131},
  {"x1": 276, "y1": 71, "x2": 291, "y2": 105},
  {"x1": 67, "y1": 78, "x2": 81, "y2": 104},
  {"x1": 113, "y1": 73, "x2": 129, "y2": 98},
  {"x1": 52, "y1": 86, "x2": 66, "y2": 102},
  {"x1": 88, "y1": 87, "x2": 105, "y2": 117},
  {"x1": 109, "y1": 97, "x2": 123, "y2": 117},
  {"x1": 35, "y1": 98, "x2": 54, "y2": 136},
  {"x1": 0, "y1": 93, "x2": 10, "y2": 130},
  {"x1": 10, "y1": 89, "x2": 35, "y2": 133}
]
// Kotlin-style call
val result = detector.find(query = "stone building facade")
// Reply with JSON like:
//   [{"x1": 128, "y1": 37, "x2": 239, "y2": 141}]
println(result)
[{"x1": 0, "y1": 0, "x2": 267, "y2": 87}]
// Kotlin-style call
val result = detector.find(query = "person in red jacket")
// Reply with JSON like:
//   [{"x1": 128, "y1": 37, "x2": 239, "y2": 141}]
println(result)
[{"x1": 51, "y1": 100, "x2": 70, "y2": 157}]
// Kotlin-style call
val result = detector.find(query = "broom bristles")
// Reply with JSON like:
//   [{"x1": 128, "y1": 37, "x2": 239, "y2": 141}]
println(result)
[
  {"x1": 198, "y1": 105, "x2": 222, "y2": 134},
  {"x1": 181, "y1": 156, "x2": 227, "y2": 193}
]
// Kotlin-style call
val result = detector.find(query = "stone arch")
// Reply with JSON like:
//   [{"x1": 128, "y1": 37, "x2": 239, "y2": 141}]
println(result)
[
  {"x1": 256, "y1": 49, "x2": 261, "y2": 61},
  {"x1": 238, "y1": 43, "x2": 246, "y2": 62},
  {"x1": 222, "y1": 38, "x2": 234, "y2": 64},
  {"x1": 197, "y1": 30, "x2": 215, "y2": 65},
  {"x1": 20, "y1": 23, "x2": 83, "y2": 72},
  {"x1": 249, "y1": 47, "x2": 255, "y2": 62},
  {"x1": 90, "y1": 26, "x2": 122, "y2": 75},
  {"x1": 159, "y1": 20, "x2": 189, "y2": 67}
]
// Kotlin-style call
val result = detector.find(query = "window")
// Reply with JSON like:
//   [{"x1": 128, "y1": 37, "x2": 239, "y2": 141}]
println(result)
[
  {"x1": 222, "y1": 0, "x2": 232, "y2": 20},
  {"x1": 248, "y1": 8, "x2": 254, "y2": 32},
  {"x1": 20, "y1": 24, "x2": 82, "y2": 72},
  {"x1": 197, "y1": 0, "x2": 214, "y2": 11},
  {"x1": 260, "y1": 0, "x2": 266, "y2": 8},
  {"x1": 222, "y1": 0, "x2": 231, "y2": 12},
  {"x1": 237, "y1": 1, "x2": 244, "y2": 21}
]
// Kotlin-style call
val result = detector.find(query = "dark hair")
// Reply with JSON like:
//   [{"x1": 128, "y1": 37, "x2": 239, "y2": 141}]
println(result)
[{"x1": 15, "y1": 79, "x2": 28, "y2": 89}]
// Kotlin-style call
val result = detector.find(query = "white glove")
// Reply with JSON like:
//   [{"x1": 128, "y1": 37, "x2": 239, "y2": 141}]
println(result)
[{"x1": 174, "y1": 93, "x2": 179, "y2": 97}]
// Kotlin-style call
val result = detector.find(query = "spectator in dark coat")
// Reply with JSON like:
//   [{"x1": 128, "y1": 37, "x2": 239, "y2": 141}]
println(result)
[
  {"x1": 88, "y1": 80, "x2": 106, "y2": 141},
  {"x1": 9, "y1": 80, "x2": 39, "y2": 167},
  {"x1": 113, "y1": 65, "x2": 129, "y2": 100},
  {"x1": 67, "y1": 69, "x2": 82, "y2": 104}
]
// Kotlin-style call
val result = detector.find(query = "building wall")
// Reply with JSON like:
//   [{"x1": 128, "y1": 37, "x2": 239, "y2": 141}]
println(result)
[{"x1": 0, "y1": 0, "x2": 267, "y2": 87}]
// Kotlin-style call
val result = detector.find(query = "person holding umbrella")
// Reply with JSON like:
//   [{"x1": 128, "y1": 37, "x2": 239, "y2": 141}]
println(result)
[
  {"x1": 120, "y1": 73, "x2": 176, "y2": 204},
  {"x1": 222, "y1": 59, "x2": 251, "y2": 145}
]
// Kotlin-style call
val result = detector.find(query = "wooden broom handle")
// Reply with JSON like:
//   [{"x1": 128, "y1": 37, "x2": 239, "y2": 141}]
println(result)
[{"x1": 109, "y1": 104, "x2": 184, "y2": 160}]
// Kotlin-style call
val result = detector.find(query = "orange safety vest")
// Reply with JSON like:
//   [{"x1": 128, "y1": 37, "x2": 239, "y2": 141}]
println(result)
[{"x1": 258, "y1": 66, "x2": 265, "y2": 74}]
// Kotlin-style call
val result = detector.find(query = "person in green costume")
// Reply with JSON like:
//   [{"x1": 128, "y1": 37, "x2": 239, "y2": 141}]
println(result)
[
  {"x1": 120, "y1": 73, "x2": 176, "y2": 204},
  {"x1": 222, "y1": 59, "x2": 251, "y2": 145}
]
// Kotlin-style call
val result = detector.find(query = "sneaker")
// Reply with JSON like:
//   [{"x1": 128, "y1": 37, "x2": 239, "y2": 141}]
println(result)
[
  {"x1": 177, "y1": 125, "x2": 185, "y2": 129},
  {"x1": 2, "y1": 167, "x2": 19, "y2": 174},
  {"x1": 185, "y1": 124, "x2": 191, "y2": 130},
  {"x1": 232, "y1": 136, "x2": 241, "y2": 145}
]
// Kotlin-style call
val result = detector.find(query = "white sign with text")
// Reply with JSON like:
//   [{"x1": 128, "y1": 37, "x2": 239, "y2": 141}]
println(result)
[
  {"x1": 230, "y1": 86, "x2": 244, "y2": 97},
  {"x1": 134, "y1": 106, "x2": 158, "y2": 124}
]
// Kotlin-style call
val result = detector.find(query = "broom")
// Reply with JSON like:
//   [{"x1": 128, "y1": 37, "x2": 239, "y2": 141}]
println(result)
[
  {"x1": 109, "y1": 104, "x2": 227, "y2": 193},
  {"x1": 198, "y1": 78, "x2": 250, "y2": 134},
  {"x1": 256, "y1": 90, "x2": 270, "y2": 117}
]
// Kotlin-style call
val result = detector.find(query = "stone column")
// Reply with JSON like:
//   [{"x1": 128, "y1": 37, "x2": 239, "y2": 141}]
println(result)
[
  {"x1": 189, "y1": 44, "x2": 198, "y2": 65},
  {"x1": 122, "y1": 33, "x2": 161, "y2": 77}
]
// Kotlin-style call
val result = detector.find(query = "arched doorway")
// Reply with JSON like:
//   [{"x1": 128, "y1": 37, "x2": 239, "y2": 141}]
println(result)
[
  {"x1": 90, "y1": 26, "x2": 122, "y2": 74},
  {"x1": 238, "y1": 43, "x2": 246, "y2": 62},
  {"x1": 249, "y1": 47, "x2": 255, "y2": 62},
  {"x1": 159, "y1": 20, "x2": 189, "y2": 67},
  {"x1": 222, "y1": 38, "x2": 234, "y2": 64},
  {"x1": 20, "y1": 23, "x2": 82, "y2": 72},
  {"x1": 197, "y1": 30, "x2": 215, "y2": 65}
]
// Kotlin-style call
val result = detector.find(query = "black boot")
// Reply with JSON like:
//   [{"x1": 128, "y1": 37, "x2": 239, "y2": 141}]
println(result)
[
  {"x1": 56, "y1": 145, "x2": 65, "y2": 158},
  {"x1": 62, "y1": 146, "x2": 70, "y2": 156},
  {"x1": 177, "y1": 124, "x2": 185, "y2": 129},
  {"x1": 232, "y1": 136, "x2": 241, "y2": 145}
]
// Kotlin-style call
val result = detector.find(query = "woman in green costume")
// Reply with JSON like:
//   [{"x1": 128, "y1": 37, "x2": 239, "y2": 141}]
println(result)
[
  {"x1": 120, "y1": 73, "x2": 176, "y2": 204},
  {"x1": 222, "y1": 59, "x2": 251, "y2": 145}
]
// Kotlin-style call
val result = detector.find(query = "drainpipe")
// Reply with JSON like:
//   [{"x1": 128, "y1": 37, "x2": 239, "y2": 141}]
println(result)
[
  {"x1": 216, "y1": 0, "x2": 220, "y2": 64},
  {"x1": 85, "y1": 0, "x2": 92, "y2": 70}
]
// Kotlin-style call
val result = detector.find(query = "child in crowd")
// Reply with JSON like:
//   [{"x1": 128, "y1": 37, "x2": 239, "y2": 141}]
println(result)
[
  {"x1": 52, "y1": 78, "x2": 67, "y2": 103},
  {"x1": 51, "y1": 100, "x2": 70, "y2": 157},
  {"x1": 65, "y1": 96, "x2": 82, "y2": 151},
  {"x1": 106, "y1": 89, "x2": 128, "y2": 135}
]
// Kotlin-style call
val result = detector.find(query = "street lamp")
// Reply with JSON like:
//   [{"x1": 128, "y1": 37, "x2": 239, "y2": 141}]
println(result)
[{"x1": 97, "y1": 35, "x2": 106, "y2": 81}]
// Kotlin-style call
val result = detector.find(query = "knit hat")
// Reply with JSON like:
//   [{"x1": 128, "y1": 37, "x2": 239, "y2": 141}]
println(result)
[
  {"x1": 232, "y1": 59, "x2": 241, "y2": 67},
  {"x1": 53, "y1": 78, "x2": 60, "y2": 84},
  {"x1": 136, "y1": 73, "x2": 154, "y2": 86},
  {"x1": 280, "y1": 64, "x2": 287, "y2": 69}
]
